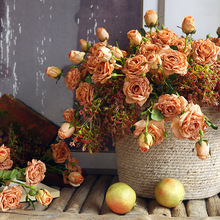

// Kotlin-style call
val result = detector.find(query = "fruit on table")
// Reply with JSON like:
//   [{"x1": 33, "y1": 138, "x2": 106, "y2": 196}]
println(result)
[
  {"x1": 155, "y1": 177, "x2": 185, "y2": 208},
  {"x1": 105, "y1": 182, "x2": 136, "y2": 214}
]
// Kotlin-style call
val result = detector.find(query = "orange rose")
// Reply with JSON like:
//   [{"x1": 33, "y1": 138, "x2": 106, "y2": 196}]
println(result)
[
  {"x1": 182, "y1": 16, "x2": 195, "y2": 34},
  {"x1": 76, "y1": 82, "x2": 94, "y2": 106},
  {"x1": 123, "y1": 76, "x2": 152, "y2": 107},
  {"x1": 25, "y1": 159, "x2": 46, "y2": 186},
  {"x1": 148, "y1": 120, "x2": 165, "y2": 145},
  {"x1": 0, "y1": 159, "x2": 13, "y2": 171},
  {"x1": 65, "y1": 157, "x2": 82, "y2": 174},
  {"x1": 89, "y1": 41, "x2": 107, "y2": 55},
  {"x1": 145, "y1": 53, "x2": 162, "y2": 71},
  {"x1": 139, "y1": 42, "x2": 161, "y2": 58},
  {"x1": 0, "y1": 186, "x2": 22, "y2": 211},
  {"x1": 80, "y1": 62, "x2": 89, "y2": 78},
  {"x1": 63, "y1": 108, "x2": 75, "y2": 123},
  {"x1": 153, "y1": 94, "x2": 188, "y2": 121},
  {"x1": 58, "y1": 123, "x2": 75, "y2": 139},
  {"x1": 171, "y1": 103, "x2": 207, "y2": 141},
  {"x1": 63, "y1": 171, "x2": 84, "y2": 187},
  {"x1": 133, "y1": 119, "x2": 146, "y2": 138},
  {"x1": 64, "y1": 68, "x2": 81, "y2": 91},
  {"x1": 51, "y1": 140, "x2": 71, "y2": 164},
  {"x1": 91, "y1": 61, "x2": 114, "y2": 84},
  {"x1": 35, "y1": 189, "x2": 53, "y2": 206},
  {"x1": 127, "y1": 30, "x2": 142, "y2": 46},
  {"x1": 96, "y1": 27, "x2": 109, "y2": 42},
  {"x1": 144, "y1": 10, "x2": 158, "y2": 27},
  {"x1": 94, "y1": 46, "x2": 112, "y2": 62},
  {"x1": 0, "y1": 144, "x2": 10, "y2": 163},
  {"x1": 159, "y1": 47, "x2": 188, "y2": 76},
  {"x1": 122, "y1": 55, "x2": 149, "y2": 77},
  {"x1": 68, "y1": 50, "x2": 85, "y2": 64},
  {"x1": 86, "y1": 55, "x2": 101, "y2": 74},
  {"x1": 191, "y1": 39, "x2": 220, "y2": 65},
  {"x1": 196, "y1": 141, "x2": 210, "y2": 160},
  {"x1": 172, "y1": 38, "x2": 192, "y2": 56},
  {"x1": 154, "y1": 28, "x2": 178, "y2": 47}
]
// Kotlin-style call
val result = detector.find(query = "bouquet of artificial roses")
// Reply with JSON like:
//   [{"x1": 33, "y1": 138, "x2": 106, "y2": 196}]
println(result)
[{"x1": 46, "y1": 10, "x2": 219, "y2": 160}]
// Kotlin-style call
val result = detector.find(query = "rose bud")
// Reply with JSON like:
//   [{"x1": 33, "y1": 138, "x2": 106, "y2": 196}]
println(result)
[
  {"x1": 144, "y1": 10, "x2": 158, "y2": 27},
  {"x1": 68, "y1": 50, "x2": 85, "y2": 64},
  {"x1": 98, "y1": 46, "x2": 112, "y2": 62},
  {"x1": 147, "y1": 53, "x2": 162, "y2": 70},
  {"x1": 127, "y1": 30, "x2": 142, "y2": 46},
  {"x1": 0, "y1": 144, "x2": 9, "y2": 163},
  {"x1": 58, "y1": 123, "x2": 75, "y2": 139},
  {"x1": 46, "y1": 66, "x2": 61, "y2": 79},
  {"x1": 196, "y1": 141, "x2": 210, "y2": 160},
  {"x1": 217, "y1": 27, "x2": 220, "y2": 37},
  {"x1": 67, "y1": 171, "x2": 84, "y2": 187},
  {"x1": 182, "y1": 16, "x2": 195, "y2": 34},
  {"x1": 96, "y1": 27, "x2": 109, "y2": 42},
  {"x1": 79, "y1": 39, "x2": 92, "y2": 52},
  {"x1": 137, "y1": 133, "x2": 153, "y2": 153},
  {"x1": 35, "y1": 189, "x2": 53, "y2": 206},
  {"x1": 111, "y1": 46, "x2": 124, "y2": 59}
]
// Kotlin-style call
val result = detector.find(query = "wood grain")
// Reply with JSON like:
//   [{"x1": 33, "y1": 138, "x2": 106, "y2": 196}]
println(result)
[
  {"x1": 186, "y1": 199, "x2": 208, "y2": 217},
  {"x1": 80, "y1": 175, "x2": 113, "y2": 214},
  {"x1": 65, "y1": 175, "x2": 98, "y2": 213}
]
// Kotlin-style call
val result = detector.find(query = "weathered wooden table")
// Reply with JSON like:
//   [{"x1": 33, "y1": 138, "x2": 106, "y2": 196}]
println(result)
[{"x1": 2, "y1": 175, "x2": 220, "y2": 219}]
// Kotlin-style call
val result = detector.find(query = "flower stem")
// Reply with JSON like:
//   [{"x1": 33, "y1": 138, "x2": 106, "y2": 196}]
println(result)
[{"x1": 183, "y1": 33, "x2": 189, "y2": 53}]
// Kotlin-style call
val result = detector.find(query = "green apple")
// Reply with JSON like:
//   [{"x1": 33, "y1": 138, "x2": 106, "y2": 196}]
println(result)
[
  {"x1": 155, "y1": 178, "x2": 185, "y2": 208},
  {"x1": 105, "y1": 182, "x2": 136, "y2": 214}
]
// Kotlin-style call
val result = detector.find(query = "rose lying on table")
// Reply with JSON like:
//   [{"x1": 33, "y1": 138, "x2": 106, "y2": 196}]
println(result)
[{"x1": 0, "y1": 144, "x2": 53, "y2": 211}]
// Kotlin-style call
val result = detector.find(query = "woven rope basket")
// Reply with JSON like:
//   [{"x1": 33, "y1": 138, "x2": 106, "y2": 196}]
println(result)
[{"x1": 116, "y1": 107, "x2": 220, "y2": 199}]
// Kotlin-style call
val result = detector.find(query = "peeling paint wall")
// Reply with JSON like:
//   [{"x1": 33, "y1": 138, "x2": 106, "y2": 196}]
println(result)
[{"x1": 0, "y1": 0, "x2": 142, "y2": 126}]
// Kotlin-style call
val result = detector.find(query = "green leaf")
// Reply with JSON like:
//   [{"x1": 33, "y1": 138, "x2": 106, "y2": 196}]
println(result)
[
  {"x1": 166, "y1": 84, "x2": 174, "y2": 94},
  {"x1": 170, "y1": 45, "x2": 178, "y2": 51},
  {"x1": 205, "y1": 117, "x2": 218, "y2": 130},
  {"x1": 164, "y1": 131, "x2": 168, "y2": 139},
  {"x1": 10, "y1": 169, "x2": 18, "y2": 180},
  {"x1": 140, "y1": 27, "x2": 146, "y2": 37},
  {"x1": 16, "y1": 171, "x2": 26, "y2": 182},
  {"x1": 151, "y1": 109, "x2": 164, "y2": 121},
  {"x1": 84, "y1": 74, "x2": 92, "y2": 84},
  {"x1": 0, "y1": 170, "x2": 4, "y2": 178},
  {"x1": 69, "y1": 65, "x2": 78, "y2": 69},
  {"x1": 70, "y1": 162, "x2": 76, "y2": 167},
  {"x1": 131, "y1": 46, "x2": 137, "y2": 54},
  {"x1": 2, "y1": 170, "x2": 11, "y2": 180}
]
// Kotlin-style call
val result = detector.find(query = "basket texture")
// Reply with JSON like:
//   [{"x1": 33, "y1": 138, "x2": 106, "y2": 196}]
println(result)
[{"x1": 116, "y1": 107, "x2": 220, "y2": 199}]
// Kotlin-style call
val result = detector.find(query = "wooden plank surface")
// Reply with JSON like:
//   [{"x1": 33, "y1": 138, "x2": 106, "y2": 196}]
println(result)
[
  {"x1": 0, "y1": 175, "x2": 219, "y2": 219},
  {"x1": 206, "y1": 195, "x2": 220, "y2": 216},
  {"x1": 65, "y1": 175, "x2": 98, "y2": 213},
  {"x1": 186, "y1": 200, "x2": 208, "y2": 217},
  {"x1": 80, "y1": 175, "x2": 113, "y2": 214}
]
